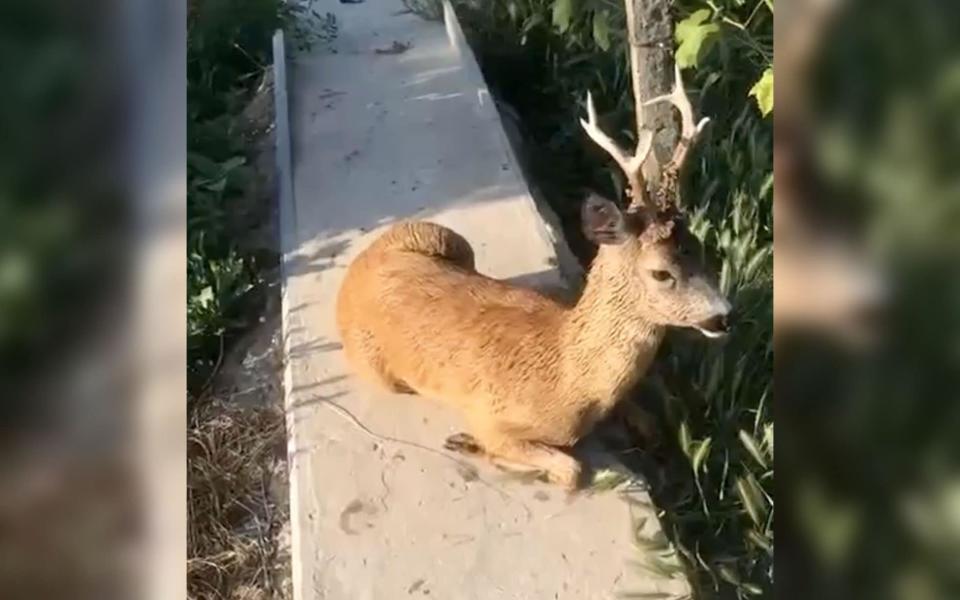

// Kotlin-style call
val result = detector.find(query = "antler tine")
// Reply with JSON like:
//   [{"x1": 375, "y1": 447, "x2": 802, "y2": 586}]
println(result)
[
  {"x1": 643, "y1": 63, "x2": 710, "y2": 172},
  {"x1": 580, "y1": 91, "x2": 654, "y2": 210}
]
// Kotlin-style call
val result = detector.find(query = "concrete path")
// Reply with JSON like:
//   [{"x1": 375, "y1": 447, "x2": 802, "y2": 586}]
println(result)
[{"x1": 279, "y1": 2, "x2": 691, "y2": 599}]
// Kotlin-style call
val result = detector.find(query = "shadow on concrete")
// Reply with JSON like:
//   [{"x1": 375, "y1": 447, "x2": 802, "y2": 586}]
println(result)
[
  {"x1": 288, "y1": 338, "x2": 343, "y2": 359},
  {"x1": 284, "y1": 239, "x2": 351, "y2": 276},
  {"x1": 288, "y1": 9, "x2": 548, "y2": 246},
  {"x1": 291, "y1": 375, "x2": 350, "y2": 395},
  {"x1": 288, "y1": 391, "x2": 350, "y2": 413}
]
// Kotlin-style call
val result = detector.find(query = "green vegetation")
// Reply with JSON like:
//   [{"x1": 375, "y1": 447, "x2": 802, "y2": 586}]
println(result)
[
  {"x1": 453, "y1": 0, "x2": 772, "y2": 597},
  {"x1": 188, "y1": 0, "x2": 281, "y2": 394},
  {"x1": 187, "y1": 0, "x2": 333, "y2": 394}
]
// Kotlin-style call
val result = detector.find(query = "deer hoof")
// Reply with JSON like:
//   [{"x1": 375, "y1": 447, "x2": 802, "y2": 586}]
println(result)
[
  {"x1": 549, "y1": 459, "x2": 583, "y2": 491},
  {"x1": 444, "y1": 432, "x2": 483, "y2": 455}
]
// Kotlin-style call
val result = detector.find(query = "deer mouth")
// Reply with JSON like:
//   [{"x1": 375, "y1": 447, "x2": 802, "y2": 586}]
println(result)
[{"x1": 695, "y1": 314, "x2": 730, "y2": 338}]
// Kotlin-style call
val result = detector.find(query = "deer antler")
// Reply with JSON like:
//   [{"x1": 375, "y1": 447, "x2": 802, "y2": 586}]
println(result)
[
  {"x1": 643, "y1": 62, "x2": 710, "y2": 209},
  {"x1": 580, "y1": 4, "x2": 710, "y2": 214},
  {"x1": 580, "y1": 91, "x2": 654, "y2": 211}
]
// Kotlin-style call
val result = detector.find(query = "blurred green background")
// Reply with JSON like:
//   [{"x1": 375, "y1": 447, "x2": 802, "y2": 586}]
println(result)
[{"x1": 779, "y1": 1, "x2": 960, "y2": 599}]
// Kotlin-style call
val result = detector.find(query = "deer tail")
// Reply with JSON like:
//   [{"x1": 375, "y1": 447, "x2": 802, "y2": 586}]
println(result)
[{"x1": 371, "y1": 221, "x2": 476, "y2": 271}]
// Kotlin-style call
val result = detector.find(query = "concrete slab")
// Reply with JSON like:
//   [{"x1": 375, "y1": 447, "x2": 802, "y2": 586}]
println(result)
[{"x1": 279, "y1": 2, "x2": 692, "y2": 599}]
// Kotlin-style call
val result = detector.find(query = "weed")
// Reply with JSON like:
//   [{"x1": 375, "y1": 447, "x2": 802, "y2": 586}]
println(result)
[{"x1": 187, "y1": 0, "x2": 331, "y2": 393}]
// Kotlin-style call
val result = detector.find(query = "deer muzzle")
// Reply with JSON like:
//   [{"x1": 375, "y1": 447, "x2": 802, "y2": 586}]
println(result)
[{"x1": 694, "y1": 295, "x2": 732, "y2": 339}]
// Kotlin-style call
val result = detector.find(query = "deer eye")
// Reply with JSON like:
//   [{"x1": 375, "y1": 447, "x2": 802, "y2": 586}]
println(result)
[{"x1": 650, "y1": 270, "x2": 674, "y2": 283}]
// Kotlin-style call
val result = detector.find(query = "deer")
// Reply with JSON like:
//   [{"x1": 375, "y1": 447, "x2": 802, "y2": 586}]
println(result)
[{"x1": 336, "y1": 57, "x2": 730, "y2": 488}]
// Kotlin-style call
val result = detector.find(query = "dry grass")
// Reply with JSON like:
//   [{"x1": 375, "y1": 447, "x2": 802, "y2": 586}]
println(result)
[{"x1": 187, "y1": 398, "x2": 289, "y2": 600}]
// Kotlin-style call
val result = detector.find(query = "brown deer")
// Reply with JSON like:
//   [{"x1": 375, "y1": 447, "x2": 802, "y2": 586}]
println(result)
[{"x1": 336, "y1": 63, "x2": 729, "y2": 489}]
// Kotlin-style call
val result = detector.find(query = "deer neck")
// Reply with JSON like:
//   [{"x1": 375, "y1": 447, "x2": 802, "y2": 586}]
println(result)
[{"x1": 560, "y1": 247, "x2": 665, "y2": 408}]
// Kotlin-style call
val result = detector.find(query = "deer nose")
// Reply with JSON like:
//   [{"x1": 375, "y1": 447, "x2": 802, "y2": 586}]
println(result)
[
  {"x1": 698, "y1": 313, "x2": 730, "y2": 335},
  {"x1": 696, "y1": 296, "x2": 733, "y2": 338}
]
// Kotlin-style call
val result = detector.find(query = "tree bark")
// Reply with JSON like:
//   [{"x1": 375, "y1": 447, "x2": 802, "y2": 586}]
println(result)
[{"x1": 624, "y1": 0, "x2": 677, "y2": 190}]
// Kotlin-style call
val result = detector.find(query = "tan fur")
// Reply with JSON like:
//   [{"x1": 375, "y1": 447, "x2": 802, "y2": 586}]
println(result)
[{"x1": 336, "y1": 217, "x2": 728, "y2": 488}]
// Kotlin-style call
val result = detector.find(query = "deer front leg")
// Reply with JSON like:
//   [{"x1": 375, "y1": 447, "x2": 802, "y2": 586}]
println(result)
[
  {"x1": 487, "y1": 434, "x2": 583, "y2": 489},
  {"x1": 445, "y1": 431, "x2": 582, "y2": 489}
]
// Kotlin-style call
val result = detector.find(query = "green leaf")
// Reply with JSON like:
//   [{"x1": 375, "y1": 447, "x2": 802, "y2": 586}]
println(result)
[
  {"x1": 692, "y1": 437, "x2": 712, "y2": 475},
  {"x1": 188, "y1": 152, "x2": 221, "y2": 178},
  {"x1": 592, "y1": 11, "x2": 611, "y2": 51},
  {"x1": 205, "y1": 176, "x2": 228, "y2": 193},
  {"x1": 552, "y1": 0, "x2": 574, "y2": 33},
  {"x1": 646, "y1": 555, "x2": 686, "y2": 578},
  {"x1": 220, "y1": 155, "x2": 246, "y2": 172},
  {"x1": 738, "y1": 429, "x2": 768, "y2": 468},
  {"x1": 675, "y1": 9, "x2": 720, "y2": 69},
  {"x1": 522, "y1": 13, "x2": 544, "y2": 33},
  {"x1": 719, "y1": 257, "x2": 731, "y2": 296},
  {"x1": 591, "y1": 467, "x2": 630, "y2": 490},
  {"x1": 760, "y1": 172, "x2": 774, "y2": 198},
  {"x1": 743, "y1": 246, "x2": 771, "y2": 281},
  {"x1": 705, "y1": 355, "x2": 724, "y2": 399},
  {"x1": 749, "y1": 67, "x2": 774, "y2": 116},
  {"x1": 736, "y1": 474, "x2": 768, "y2": 526},
  {"x1": 743, "y1": 583, "x2": 765, "y2": 596},
  {"x1": 717, "y1": 564, "x2": 741, "y2": 585},
  {"x1": 194, "y1": 286, "x2": 215, "y2": 309},
  {"x1": 746, "y1": 528, "x2": 773, "y2": 555},
  {"x1": 678, "y1": 420, "x2": 692, "y2": 458}
]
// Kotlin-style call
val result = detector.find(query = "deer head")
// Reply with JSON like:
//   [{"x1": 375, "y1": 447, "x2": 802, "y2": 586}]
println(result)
[{"x1": 578, "y1": 63, "x2": 730, "y2": 338}]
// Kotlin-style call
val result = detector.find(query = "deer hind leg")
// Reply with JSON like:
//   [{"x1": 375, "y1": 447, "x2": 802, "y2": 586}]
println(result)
[
  {"x1": 446, "y1": 430, "x2": 582, "y2": 489},
  {"x1": 341, "y1": 329, "x2": 415, "y2": 394}
]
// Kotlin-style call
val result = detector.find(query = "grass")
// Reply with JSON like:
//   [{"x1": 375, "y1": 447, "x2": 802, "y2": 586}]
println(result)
[
  {"x1": 188, "y1": 399, "x2": 289, "y2": 600},
  {"x1": 452, "y1": 0, "x2": 772, "y2": 597}
]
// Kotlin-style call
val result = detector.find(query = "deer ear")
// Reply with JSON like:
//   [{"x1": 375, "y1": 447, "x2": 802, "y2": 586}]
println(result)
[{"x1": 581, "y1": 194, "x2": 629, "y2": 245}]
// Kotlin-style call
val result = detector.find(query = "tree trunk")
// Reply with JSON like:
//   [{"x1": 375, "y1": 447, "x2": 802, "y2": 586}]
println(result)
[{"x1": 624, "y1": 0, "x2": 677, "y2": 190}]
